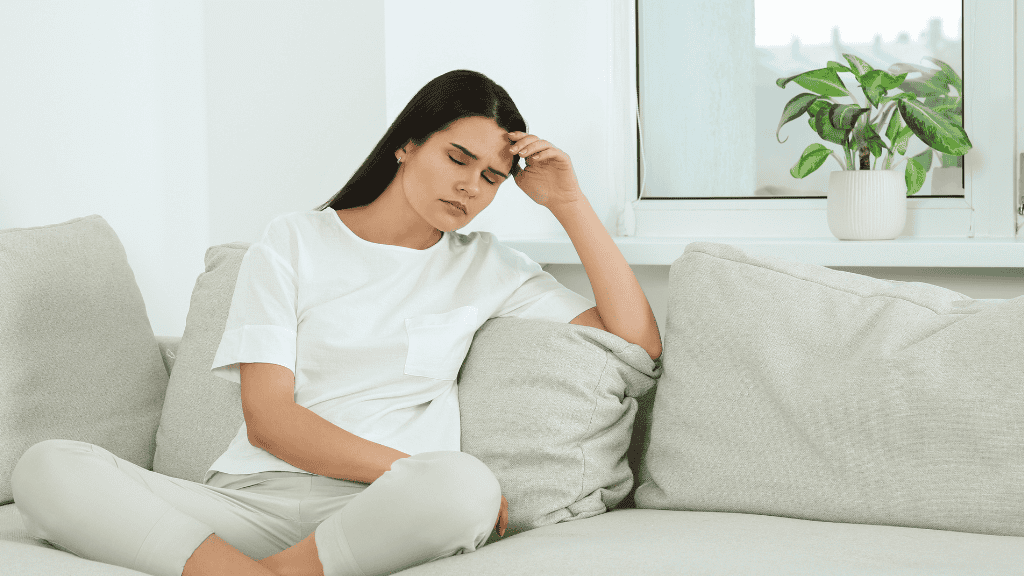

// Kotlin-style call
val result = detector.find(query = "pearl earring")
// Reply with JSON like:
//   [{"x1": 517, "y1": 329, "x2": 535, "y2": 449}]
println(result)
[{"x1": 397, "y1": 157, "x2": 403, "y2": 164}]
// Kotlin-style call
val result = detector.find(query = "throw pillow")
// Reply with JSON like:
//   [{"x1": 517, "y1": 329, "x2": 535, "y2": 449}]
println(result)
[
  {"x1": 635, "y1": 241, "x2": 1024, "y2": 537},
  {"x1": 458, "y1": 317, "x2": 662, "y2": 540},
  {"x1": 152, "y1": 242, "x2": 250, "y2": 482},
  {"x1": 0, "y1": 215, "x2": 168, "y2": 504}
]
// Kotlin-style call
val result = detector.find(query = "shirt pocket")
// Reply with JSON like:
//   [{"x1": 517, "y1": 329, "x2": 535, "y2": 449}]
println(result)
[{"x1": 404, "y1": 305, "x2": 480, "y2": 380}]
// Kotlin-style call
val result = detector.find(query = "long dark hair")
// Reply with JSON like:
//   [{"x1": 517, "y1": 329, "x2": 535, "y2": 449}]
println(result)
[{"x1": 316, "y1": 70, "x2": 527, "y2": 211}]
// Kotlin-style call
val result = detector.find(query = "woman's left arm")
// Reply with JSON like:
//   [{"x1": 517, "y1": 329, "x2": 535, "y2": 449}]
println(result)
[{"x1": 507, "y1": 131, "x2": 662, "y2": 361}]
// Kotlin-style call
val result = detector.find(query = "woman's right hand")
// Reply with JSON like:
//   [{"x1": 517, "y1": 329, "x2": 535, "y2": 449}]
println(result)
[{"x1": 495, "y1": 494, "x2": 508, "y2": 537}]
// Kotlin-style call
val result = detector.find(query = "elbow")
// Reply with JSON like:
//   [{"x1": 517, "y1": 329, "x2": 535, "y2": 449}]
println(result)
[
  {"x1": 246, "y1": 422, "x2": 266, "y2": 449},
  {"x1": 645, "y1": 340, "x2": 663, "y2": 362},
  {"x1": 244, "y1": 411, "x2": 276, "y2": 450}
]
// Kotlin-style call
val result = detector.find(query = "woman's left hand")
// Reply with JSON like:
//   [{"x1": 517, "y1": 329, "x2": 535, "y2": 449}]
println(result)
[{"x1": 507, "y1": 131, "x2": 583, "y2": 211}]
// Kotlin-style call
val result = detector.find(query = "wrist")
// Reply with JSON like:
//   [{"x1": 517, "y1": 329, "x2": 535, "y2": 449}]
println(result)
[{"x1": 548, "y1": 191, "x2": 589, "y2": 220}]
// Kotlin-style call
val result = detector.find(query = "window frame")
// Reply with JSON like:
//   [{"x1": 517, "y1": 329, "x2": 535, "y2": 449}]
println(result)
[{"x1": 625, "y1": 0, "x2": 1019, "y2": 240}]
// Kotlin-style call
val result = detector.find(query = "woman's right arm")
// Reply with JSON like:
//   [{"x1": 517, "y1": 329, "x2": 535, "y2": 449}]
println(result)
[{"x1": 239, "y1": 362, "x2": 409, "y2": 484}]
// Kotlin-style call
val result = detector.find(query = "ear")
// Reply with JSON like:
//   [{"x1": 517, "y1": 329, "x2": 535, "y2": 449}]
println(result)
[{"x1": 395, "y1": 140, "x2": 420, "y2": 162}]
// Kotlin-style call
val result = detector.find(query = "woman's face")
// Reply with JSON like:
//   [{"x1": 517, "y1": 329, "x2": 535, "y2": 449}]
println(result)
[{"x1": 397, "y1": 116, "x2": 517, "y2": 231}]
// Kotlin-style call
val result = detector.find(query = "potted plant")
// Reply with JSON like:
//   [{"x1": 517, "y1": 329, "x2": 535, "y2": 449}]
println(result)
[{"x1": 775, "y1": 53, "x2": 971, "y2": 240}]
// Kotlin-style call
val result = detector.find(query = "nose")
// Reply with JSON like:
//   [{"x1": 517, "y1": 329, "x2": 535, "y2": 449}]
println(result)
[{"x1": 458, "y1": 179, "x2": 479, "y2": 197}]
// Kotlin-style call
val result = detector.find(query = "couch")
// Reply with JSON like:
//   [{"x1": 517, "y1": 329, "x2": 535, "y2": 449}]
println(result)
[{"x1": 2, "y1": 214, "x2": 1023, "y2": 575}]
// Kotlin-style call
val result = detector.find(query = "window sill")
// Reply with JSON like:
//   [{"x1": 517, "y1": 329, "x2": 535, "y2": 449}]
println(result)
[{"x1": 503, "y1": 236, "x2": 1024, "y2": 267}]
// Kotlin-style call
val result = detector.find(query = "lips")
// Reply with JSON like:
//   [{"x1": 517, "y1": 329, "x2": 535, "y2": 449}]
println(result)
[{"x1": 442, "y1": 200, "x2": 467, "y2": 214}]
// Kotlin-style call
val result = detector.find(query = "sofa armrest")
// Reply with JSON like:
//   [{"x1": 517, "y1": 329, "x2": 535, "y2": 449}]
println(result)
[{"x1": 155, "y1": 335, "x2": 182, "y2": 377}]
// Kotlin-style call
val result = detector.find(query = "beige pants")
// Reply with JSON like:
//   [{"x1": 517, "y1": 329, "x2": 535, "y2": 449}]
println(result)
[{"x1": 11, "y1": 439, "x2": 501, "y2": 576}]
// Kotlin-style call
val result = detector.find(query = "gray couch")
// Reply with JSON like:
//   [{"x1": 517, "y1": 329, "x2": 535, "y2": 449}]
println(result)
[{"x1": 2, "y1": 215, "x2": 1023, "y2": 575}]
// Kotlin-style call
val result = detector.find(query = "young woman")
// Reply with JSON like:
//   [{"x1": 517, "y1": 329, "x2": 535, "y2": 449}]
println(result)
[{"x1": 12, "y1": 69, "x2": 661, "y2": 576}]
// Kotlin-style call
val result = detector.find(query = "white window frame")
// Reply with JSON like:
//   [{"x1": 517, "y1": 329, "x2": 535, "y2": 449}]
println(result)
[{"x1": 627, "y1": 0, "x2": 1018, "y2": 241}]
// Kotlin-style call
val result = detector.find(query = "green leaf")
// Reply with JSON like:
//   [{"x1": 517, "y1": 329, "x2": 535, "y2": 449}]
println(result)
[
  {"x1": 879, "y1": 92, "x2": 916, "y2": 106},
  {"x1": 862, "y1": 123, "x2": 887, "y2": 157},
  {"x1": 943, "y1": 111, "x2": 963, "y2": 127},
  {"x1": 808, "y1": 99, "x2": 830, "y2": 116},
  {"x1": 827, "y1": 60, "x2": 852, "y2": 73},
  {"x1": 892, "y1": 126, "x2": 914, "y2": 155},
  {"x1": 790, "y1": 143, "x2": 832, "y2": 179},
  {"x1": 924, "y1": 57, "x2": 962, "y2": 94},
  {"x1": 898, "y1": 99, "x2": 972, "y2": 155},
  {"x1": 776, "y1": 92, "x2": 821, "y2": 143},
  {"x1": 814, "y1": 104, "x2": 849, "y2": 146},
  {"x1": 843, "y1": 54, "x2": 873, "y2": 79},
  {"x1": 905, "y1": 157, "x2": 927, "y2": 196},
  {"x1": 861, "y1": 70, "x2": 895, "y2": 89},
  {"x1": 859, "y1": 70, "x2": 894, "y2": 107},
  {"x1": 911, "y1": 149, "x2": 933, "y2": 172},
  {"x1": 777, "y1": 68, "x2": 852, "y2": 98},
  {"x1": 899, "y1": 80, "x2": 942, "y2": 98},
  {"x1": 884, "y1": 72, "x2": 908, "y2": 90},
  {"x1": 829, "y1": 104, "x2": 870, "y2": 130},
  {"x1": 885, "y1": 106, "x2": 904, "y2": 141}
]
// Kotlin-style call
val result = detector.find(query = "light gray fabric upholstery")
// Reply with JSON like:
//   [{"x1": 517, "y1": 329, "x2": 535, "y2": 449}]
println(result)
[
  {"x1": 398, "y1": 509, "x2": 1024, "y2": 576},
  {"x1": 458, "y1": 317, "x2": 662, "y2": 539},
  {"x1": 636, "y1": 241, "x2": 1024, "y2": 537},
  {"x1": 0, "y1": 215, "x2": 168, "y2": 505},
  {"x1": 152, "y1": 242, "x2": 250, "y2": 482},
  {"x1": 155, "y1": 336, "x2": 181, "y2": 377},
  {"x1": 4, "y1": 501, "x2": 1022, "y2": 575}
]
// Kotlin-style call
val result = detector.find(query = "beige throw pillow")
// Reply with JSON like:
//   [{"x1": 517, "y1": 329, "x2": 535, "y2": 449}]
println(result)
[
  {"x1": 458, "y1": 317, "x2": 662, "y2": 539},
  {"x1": 152, "y1": 242, "x2": 250, "y2": 482},
  {"x1": 0, "y1": 216, "x2": 168, "y2": 504},
  {"x1": 636, "y1": 241, "x2": 1024, "y2": 537}
]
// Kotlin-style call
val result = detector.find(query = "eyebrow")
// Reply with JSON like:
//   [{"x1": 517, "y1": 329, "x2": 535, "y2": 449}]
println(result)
[{"x1": 450, "y1": 143, "x2": 509, "y2": 179}]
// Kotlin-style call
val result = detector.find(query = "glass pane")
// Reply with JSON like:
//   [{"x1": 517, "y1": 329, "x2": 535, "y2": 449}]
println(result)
[
  {"x1": 637, "y1": 0, "x2": 964, "y2": 199},
  {"x1": 756, "y1": 0, "x2": 964, "y2": 197}
]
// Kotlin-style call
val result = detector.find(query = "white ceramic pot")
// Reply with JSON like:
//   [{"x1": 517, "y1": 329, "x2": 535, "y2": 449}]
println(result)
[{"x1": 826, "y1": 170, "x2": 907, "y2": 240}]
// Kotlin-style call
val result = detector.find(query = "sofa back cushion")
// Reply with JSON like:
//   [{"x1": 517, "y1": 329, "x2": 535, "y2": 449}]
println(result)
[
  {"x1": 635, "y1": 241, "x2": 1024, "y2": 537},
  {"x1": 0, "y1": 216, "x2": 168, "y2": 505},
  {"x1": 152, "y1": 242, "x2": 250, "y2": 482},
  {"x1": 458, "y1": 317, "x2": 661, "y2": 539}
]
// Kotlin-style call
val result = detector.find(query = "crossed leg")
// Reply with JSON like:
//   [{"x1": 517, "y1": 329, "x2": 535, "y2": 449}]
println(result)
[{"x1": 187, "y1": 451, "x2": 501, "y2": 576}]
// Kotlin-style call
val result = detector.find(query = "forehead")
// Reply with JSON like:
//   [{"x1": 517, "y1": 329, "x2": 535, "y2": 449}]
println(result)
[{"x1": 433, "y1": 116, "x2": 514, "y2": 167}]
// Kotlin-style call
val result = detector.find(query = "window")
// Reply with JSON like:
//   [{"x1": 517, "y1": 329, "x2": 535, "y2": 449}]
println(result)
[{"x1": 631, "y1": 0, "x2": 1018, "y2": 239}]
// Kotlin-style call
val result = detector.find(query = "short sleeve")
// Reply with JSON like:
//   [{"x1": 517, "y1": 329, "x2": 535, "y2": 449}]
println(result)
[
  {"x1": 210, "y1": 219, "x2": 298, "y2": 384},
  {"x1": 492, "y1": 246, "x2": 595, "y2": 323}
]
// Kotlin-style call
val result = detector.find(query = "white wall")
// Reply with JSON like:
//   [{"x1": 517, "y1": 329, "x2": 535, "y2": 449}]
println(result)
[
  {"x1": 0, "y1": 0, "x2": 209, "y2": 337},
  {"x1": 1, "y1": 0, "x2": 386, "y2": 336},
  {"x1": 384, "y1": 0, "x2": 631, "y2": 241},
  {"x1": 2, "y1": 1, "x2": 1020, "y2": 339},
  {"x1": 204, "y1": 0, "x2": 386, "y2": 246}
]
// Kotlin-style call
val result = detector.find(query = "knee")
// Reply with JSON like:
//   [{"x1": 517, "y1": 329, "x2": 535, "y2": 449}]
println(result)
[
  {"x1": 12, "y1": 439, "x2": 93, "y2": 504},
  {"x1": 404, "y1": 451, "x2": 501, "y2": 532}
]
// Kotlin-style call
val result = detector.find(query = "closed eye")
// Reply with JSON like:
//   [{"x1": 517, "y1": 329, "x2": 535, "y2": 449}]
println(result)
[{"x1": 449, "y1": 155, "x2": 496, "y2": 185}]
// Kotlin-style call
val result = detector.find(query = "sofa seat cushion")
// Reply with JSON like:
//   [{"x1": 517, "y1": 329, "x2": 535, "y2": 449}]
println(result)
[
  {"x1": 0, "y1": 541, "x2": 148, "y2": 575},
  {"x1": 396, "y1": 509, "x2": 1024, "y2": 576}
]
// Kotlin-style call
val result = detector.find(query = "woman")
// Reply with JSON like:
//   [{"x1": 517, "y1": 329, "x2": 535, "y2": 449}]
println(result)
[{"x1": 12, "y1": 69, "x2": 661, "y2": 576}]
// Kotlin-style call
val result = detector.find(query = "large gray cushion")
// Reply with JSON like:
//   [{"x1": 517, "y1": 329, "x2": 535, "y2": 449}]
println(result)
[
  {"x1": 0, "y1": 216, "x2": 168, "y2": 505},
  {"x1": 636, "y1": 241, "x2": 1024, "y2": 537},
  {"x1": 458, "y1": 318, "x2": 662, "y2": 539},
  {"x1": 152, "y1": 242, "x2": 250, "y2": 482}
]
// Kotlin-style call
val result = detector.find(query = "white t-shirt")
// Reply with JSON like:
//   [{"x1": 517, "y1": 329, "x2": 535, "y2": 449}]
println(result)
[{"x1": 206, "y1": 209, "x2": 594, "y2": 482}]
